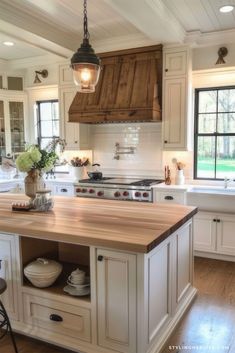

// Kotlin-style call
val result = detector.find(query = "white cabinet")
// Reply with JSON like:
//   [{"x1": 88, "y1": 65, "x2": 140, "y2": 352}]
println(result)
[
  {"x1": 194, "y1": 211, "x2": 235, "y2": 256},
  {"x1": 96, "y1": 248, "x2": 136, "y2": 353},
  {"x1": 162, "y1": 46, "x2": 191, "y2": 151},
  {"x1": 173, "y1": 221, "x2": 193, "y2": 308},
  {"x1": 54, "y1": 183, "x2": 74, "y2": 196},
  {"x1": 154, "y1": 189, "x2": 186, "y2": 205},
  {"x1": 164, "y1": 50, "x2": 187, "y2": 77},
  {"x1": 59, "y1": 87, "x2": 91, "y2": 150},
  {"x1": 0, "y1": 233, "x2": 19, "y2": 321},
  {"x1": 193, "y1": 212, "x2": 216, "y2": 252},
  {"x1": 0, "y1": 73, "x2": 24, "y2": 91},
  {"x1": 0, "y1": 92, "x2": 27, "y2": 157},
  {"x1": 59, "y1": 63, "x2": 73, "y2": 86}
]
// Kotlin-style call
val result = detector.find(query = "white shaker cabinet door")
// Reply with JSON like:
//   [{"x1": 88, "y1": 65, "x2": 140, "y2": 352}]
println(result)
[
  {"x1": 96, "y1": 249, "x2": 137, "y2": 353},
  {"x1": 193, "y1": 212, "x2": 216, "y2": 252},
  {"x1": 216, "y1": 214, "x2": 235, "y2": 256},
  {"x1": 0, "y1": 233, "x2": 19, "y2": 321}
]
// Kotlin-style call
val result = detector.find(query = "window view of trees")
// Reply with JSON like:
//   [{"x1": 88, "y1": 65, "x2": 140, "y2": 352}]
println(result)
[{"x1": 195, "y1": 87, "x2": 235, "y2": 179}]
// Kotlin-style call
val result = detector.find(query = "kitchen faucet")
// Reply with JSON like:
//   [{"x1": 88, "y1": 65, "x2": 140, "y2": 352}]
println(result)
[{"x1": 224, "y1": 177, "x2": 234, "y2": 189}]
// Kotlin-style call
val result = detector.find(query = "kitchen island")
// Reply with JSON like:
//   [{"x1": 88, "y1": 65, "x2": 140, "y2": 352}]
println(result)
[{"x1": 0, "y1": 195, "x2": 197, "y2": 353}]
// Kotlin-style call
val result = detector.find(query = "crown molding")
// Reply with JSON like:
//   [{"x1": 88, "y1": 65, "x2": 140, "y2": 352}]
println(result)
[{"x1": 185, "y1": 28, "x2": 235, "y2": 47}]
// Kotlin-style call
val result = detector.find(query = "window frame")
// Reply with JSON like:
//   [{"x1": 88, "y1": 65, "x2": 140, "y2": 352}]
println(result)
[
  {"x1": 36, "y1": 99, "x2": 59, "y2": 149},
  {"x1": 194, "y1": 85, "x2": 235, "y2": 180}
]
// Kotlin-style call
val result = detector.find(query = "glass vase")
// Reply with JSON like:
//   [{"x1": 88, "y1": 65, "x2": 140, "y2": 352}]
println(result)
[{"x1": 24, "y1": 169, "x2": 45, "y2": 199}]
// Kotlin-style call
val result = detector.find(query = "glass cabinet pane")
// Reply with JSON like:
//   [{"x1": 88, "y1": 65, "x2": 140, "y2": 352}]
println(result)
[
  {"x1": 0, "y1": 100, "x2": 5, "y2": 161},
  {"x1": 9, "y1": 101, "x2": 25, "y2": 153},
  {"x1": 7, "y1": 77, "x2": 23, "y2": 91}
]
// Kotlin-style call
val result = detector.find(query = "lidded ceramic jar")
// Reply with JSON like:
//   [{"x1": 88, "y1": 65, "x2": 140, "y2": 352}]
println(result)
[{"x1": 24, "y1": 258, "x2": 62, "y2": 288}]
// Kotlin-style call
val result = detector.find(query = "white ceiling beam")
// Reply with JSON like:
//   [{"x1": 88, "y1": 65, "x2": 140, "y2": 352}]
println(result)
[
  {"x1": 0, "y1": 0, "x2": 77, "y2": 57},
  {"x1": 103, "y1": 0, "x2": 186, "y2": 44}
]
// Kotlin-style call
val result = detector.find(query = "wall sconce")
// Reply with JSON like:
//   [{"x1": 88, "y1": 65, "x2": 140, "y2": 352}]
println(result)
[
  {"x1": 215, "y1": 47, "x2": 228, "y2": 65},
  {"x1": 33, "y1": 69, "x2": 48, "y2": 84}
]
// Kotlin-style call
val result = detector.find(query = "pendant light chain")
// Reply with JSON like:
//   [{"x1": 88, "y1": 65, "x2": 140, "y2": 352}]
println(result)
[{"x1": 83, "y1": 0, "x2": 90, "y2": 40}]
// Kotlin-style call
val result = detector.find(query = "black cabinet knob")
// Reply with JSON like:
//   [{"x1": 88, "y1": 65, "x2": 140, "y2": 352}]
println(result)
[
  {"x1": 217, "y1": 219, "x2": 221, "y2": 223},
  {"x1": 50, "y1": 314, "x2": 63, "y2": 322},
  {"x1": 213, "y1": 219, "x2": 217, "y2": 222},
  {"x1": 164, "y1": 140, "x2": 168, "y2": 143},
  {"x1": 165, "y1": 68, "x2": 168, "y2": 72},
  {"x1": 61, "y1": 188, "x2": 68, "y2": 192},
  {"x1": 97, "y1": 255, "x2": 103, "y2": 262}
]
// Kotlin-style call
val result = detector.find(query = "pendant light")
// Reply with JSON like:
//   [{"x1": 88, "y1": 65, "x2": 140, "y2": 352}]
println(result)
[{"x1": 71, "y1": 0, "x2": 101, "y2": 93}]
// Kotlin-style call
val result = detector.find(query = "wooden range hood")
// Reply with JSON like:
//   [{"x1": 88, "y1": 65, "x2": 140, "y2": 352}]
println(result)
[{"x1": 69, "y1": 45, "x2": 162, "y2": 124}]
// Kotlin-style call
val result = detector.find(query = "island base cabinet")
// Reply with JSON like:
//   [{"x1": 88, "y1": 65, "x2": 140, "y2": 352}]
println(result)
[
  {"x1": 0, "y1": 233, "x2": 19, "y2": 321},
  {"x1": 96, "y1": 249, "x2": 137, "y2": 353},
  {"x1": 22, "y1": 292, "x2": 91, "y2": 343}
]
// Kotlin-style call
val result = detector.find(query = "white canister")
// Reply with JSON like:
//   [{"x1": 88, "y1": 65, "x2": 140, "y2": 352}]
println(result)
[
  {"x1": 175, "y1": 169, "x2": 185, "y2": 185},
  {"x1": 72, "y1": 167, "x2": 83, "y2": 181}
]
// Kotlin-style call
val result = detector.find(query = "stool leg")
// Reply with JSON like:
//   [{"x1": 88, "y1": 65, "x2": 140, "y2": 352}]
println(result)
[{"x1": 0, "y1": 300, "x2": 18, "y2": 353}]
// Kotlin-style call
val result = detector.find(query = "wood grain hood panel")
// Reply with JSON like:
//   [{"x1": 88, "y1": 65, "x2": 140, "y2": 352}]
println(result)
[{"x1": 68, "y1": 45, "x2": 162, "y2": 124}]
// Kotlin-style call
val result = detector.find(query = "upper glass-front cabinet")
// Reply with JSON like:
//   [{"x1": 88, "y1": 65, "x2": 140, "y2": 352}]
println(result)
[
  {"x1": 0, "y1": 74, "x2": 23, "y2": 91},
  {"x1": 0, "y1": 95, "x2": 26, "y2": 160},
  {"x1": 0, "y1": 101, "x2": 6, "y2": 158},
  {"x1": 9, "y1": 101, "x2": 25, "y2": 153}
]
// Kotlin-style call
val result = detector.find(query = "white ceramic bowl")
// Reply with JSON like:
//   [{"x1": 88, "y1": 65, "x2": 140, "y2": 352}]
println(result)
[{"x1": 24, "y1": 258, "x2": 63, "y2": 288}]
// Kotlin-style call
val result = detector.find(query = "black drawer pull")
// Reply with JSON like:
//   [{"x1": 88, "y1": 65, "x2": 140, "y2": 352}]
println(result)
[
  {"x1": 164, "y1": 140, "x2": 168, "y2": 143},
  {"x1": 50, "y1": 314, "x2": 63, "y2": 322},
  {"x1": 164, "y1": 196, "x2": 174, "y2": 200},
  {"x1": 60, "y1": 188, "x2": 68, "y2": 192},
  {"x1": 217, "y1": 219, "x2": 221, "y2": 223},
  {"x1": 213, "y1": 219, "x2": 217, "y2": 222},
  {"x1": 165, "y1": 68, "x2": 168, "y2": 72},
  {"x1": 98, "y1": 255, "x2": 103, "y2": 262}
]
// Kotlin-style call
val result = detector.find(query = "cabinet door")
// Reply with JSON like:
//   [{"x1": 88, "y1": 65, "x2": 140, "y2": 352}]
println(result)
[
  {"x1": 164, "y1": 51, "x2": 187, "y2": 77},
  {"x1": 217, "y1": 214, "x2": 235, "y2": 256},
  {"x1": 163, "y1": 77, "x2": 186, "y2": 149},
  {"x1": 193, "y1": 212, "x2": 216, "y2": 252},
  {"x1": 96, "y1": 249, "x2": 136, "y2": 353},
  {"x1": 0, "y1": 233, "x2": 19, "y2": 321},
  {"x1": 154, "y1": 190, "x2": 186, "y2": 204},
  {"x1": 174, "y1": 221, "x2": 193, "y2": 307},
  {"x1": 60, "y1": 87, "x2": 90, "y2": 150}
]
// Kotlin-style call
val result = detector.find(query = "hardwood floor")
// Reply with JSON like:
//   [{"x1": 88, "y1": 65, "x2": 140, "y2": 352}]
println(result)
[
  {"x1": 1, "y1": 257, "x2": 235, "y2": 353},
  {"x1": 161, "y1": 257, "x2": 235, "y2": 353}
]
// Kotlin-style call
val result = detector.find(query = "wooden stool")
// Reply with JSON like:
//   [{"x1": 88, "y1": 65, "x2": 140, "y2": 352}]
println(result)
[{"x1": 0, "y1": 278, "x2": 18, "y2": 353}]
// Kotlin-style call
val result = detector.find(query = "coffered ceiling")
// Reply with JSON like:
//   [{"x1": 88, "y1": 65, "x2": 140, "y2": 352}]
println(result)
[{"x1": 0, "y1": 0, "x2": 235, "y2": 64}]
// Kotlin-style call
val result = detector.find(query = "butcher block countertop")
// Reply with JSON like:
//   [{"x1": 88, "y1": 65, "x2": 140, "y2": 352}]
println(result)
[{"x1": 0, "y1": 195, "x2": 197, "y2": 253}]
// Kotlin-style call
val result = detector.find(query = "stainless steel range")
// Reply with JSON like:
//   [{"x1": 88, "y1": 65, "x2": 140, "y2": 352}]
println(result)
[{"x1": 75, "y1": 178, "x2": 163, "y2": 202}]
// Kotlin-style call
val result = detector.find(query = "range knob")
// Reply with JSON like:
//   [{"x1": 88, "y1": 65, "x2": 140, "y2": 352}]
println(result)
[
  {"x1": 97, "y1": 191, "x2": 104, "y2": 197},
  {"x1": 135, "y1": 191, "x2": 141, "y2": 197},
  {"x1": 123, "y1": 191, "x2": 129, "y2": 197},
  {"x1": 89, "y1": 189, "x2": 95, "y2": 194},
  {"x1": 76, "y1": 188, "x2": 81, "y2": 193},
  {"x1": 143, "y1": 192, "x2": 149, "y2": 198},
  {"x1": 114, "y1": 191, "x2": 121, "y2": 197},
  {"x1": 82, "y1": 188, "x2": 87, "y2": 193}
]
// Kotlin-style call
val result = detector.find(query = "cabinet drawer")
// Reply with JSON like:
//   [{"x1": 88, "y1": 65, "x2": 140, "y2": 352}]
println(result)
[
  {"x1": 23, "y1": 293, "x2": 91, "y2": 342},
  {"x1": 54, "y1": 184, "x2": 74, "y2": 196},
  {"x1": 155, "y1": 191, "x2": 185, "y2": 205}
]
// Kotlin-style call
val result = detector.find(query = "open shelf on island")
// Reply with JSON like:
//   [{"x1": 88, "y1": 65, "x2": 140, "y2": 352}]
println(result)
[{"x1": 20, "y1": 237, "x2": 91, "y2": 301}]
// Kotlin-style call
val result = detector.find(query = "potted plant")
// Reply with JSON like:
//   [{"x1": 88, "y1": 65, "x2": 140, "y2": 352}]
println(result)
[
  {"x1": 70, "y1": 157, "x2": 89, "y2": 180},
  {"x1": 16, "y1": 145, "x2": 58, "y2": 199}
]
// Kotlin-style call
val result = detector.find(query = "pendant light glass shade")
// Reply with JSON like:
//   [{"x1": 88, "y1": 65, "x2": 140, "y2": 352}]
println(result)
[{"x1": 71, "y1": 0, "x2": 101, "y2": 93}]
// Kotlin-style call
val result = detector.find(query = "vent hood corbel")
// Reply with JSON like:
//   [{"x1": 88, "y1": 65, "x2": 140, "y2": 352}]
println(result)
[{"x1": 69, "y1": 45, "x2": 162, "y2": 124}]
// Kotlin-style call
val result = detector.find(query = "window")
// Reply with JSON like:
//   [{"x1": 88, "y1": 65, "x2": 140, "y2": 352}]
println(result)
[
  {"x1": 194, "y1": 87, "x2": 235, "y2": 180},
  {"x1": 36, "y1": 100, "x2": 59, "y2": 149}
]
